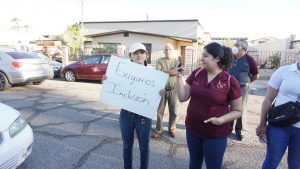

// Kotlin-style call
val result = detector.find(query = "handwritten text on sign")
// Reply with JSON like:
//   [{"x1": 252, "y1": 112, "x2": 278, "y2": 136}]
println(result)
[{"x1": 100, "y1": 56, "x2": 168, "y2": 119}]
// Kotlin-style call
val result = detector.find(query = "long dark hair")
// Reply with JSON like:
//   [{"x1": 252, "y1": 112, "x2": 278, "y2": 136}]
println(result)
[{"x1": 204, "y1": 42, "x2": 233, "y2": 69}]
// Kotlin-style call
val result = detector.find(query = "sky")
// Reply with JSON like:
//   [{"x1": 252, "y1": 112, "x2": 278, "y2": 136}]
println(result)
[{"x1": 0, "y1": 0, "x2": 299, "y2": 40}]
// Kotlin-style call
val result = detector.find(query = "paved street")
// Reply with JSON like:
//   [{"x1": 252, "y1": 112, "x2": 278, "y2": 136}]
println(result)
[{"x1": 0, "y1": 79, "x2": 288, "y2": 169}]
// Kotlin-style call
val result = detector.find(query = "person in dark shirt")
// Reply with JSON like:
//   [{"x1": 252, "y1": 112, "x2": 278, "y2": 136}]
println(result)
[
  {"x1": 176, "y1": 42, "x2": 242, "y2": 169},
  {"x1": 228, "y1": 39, "x2": 259, "y2": 141}
]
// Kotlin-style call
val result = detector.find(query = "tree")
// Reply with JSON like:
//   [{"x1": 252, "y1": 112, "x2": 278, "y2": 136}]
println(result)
[
  {"x1": 22, "y1": 25, "x2": 31, "y2": 32},
  {"x1": 11, "y1": 17, "x2": 21, "y2": 30},
  {"x1": 62, "y1": 23, "x2": 85, "y2": 60}
]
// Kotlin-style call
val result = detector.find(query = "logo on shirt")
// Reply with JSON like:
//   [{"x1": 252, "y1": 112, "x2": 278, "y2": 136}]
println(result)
[{"x1": 217, "y1": 80, "x2": 226, "y2": 89}]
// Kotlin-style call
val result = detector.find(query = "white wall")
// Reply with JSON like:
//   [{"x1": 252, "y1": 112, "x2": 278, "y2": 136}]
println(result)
[
  {"x1": 84, "y1": 20, "x2": 200, "y2": 40},
  {"x1": 92, "y1": 33, "x2": 166, "y2": 50},
  {"x1": 251, "y1": 38, "x2": 292, "y2": 51}
]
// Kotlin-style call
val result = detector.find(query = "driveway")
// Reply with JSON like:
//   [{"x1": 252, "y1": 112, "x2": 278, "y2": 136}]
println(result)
[{"x1": 0, "y1": 80, "x2": 287, "y2": 169}]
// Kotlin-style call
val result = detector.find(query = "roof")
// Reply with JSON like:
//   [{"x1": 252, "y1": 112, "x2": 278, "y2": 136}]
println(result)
[
  {"x1": 86, "y1": 30, "x2": 195, "y2": 42},
  {"x1": 84, "y1": 19, "x2": 199, "y2": 24},
  {"x1": 84, "y1": 19, "x2": 203, "y2": 41},
  {"x1": 249, "y1": 37, "x2": 278, "y2": 43}
]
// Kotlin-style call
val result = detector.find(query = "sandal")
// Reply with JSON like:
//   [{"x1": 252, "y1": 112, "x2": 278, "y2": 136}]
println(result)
[{"x1": 152, "y1": 131, "x2": 162, "y2": 138}]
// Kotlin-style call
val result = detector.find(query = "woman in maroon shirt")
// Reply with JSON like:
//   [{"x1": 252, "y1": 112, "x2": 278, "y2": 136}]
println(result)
[{"x1": 176, "y1": 42, "x2": 242, "y2": 169}]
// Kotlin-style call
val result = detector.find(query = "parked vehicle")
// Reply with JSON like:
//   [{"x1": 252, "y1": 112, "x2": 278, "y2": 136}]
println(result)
[
  {"x1": 0, "y1": 50, "x2": 54, "y2": 91},
  {"x1": 61, "y1": 54, "x2": 111, "y2": 82},
  {"x1": 32, "y1": 52, "x2": 62, "y2": 78},
  {"x1": 0, "y1": 103, "x2": 34, "y2": 168}
]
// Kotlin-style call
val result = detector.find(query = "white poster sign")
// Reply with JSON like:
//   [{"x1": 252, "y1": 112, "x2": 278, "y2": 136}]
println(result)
[{"x1": 100, "y1": 55, "x2": 168, "y2": 119}]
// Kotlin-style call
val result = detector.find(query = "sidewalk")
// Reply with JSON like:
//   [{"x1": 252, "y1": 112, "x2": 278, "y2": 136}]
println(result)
[{"x1": 250, "y1": 79, "x2": 268, "y2": 90}]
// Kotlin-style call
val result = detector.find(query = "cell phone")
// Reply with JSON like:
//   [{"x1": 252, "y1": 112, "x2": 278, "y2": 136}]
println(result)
[{"x1": 177, "y1": 67, "x2": 184, "y2": 73}]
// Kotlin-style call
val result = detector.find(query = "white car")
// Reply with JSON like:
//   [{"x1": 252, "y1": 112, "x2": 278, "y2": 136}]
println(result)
[{"x1": 0, "y1": 103, "x2": 33, "y2": 168}]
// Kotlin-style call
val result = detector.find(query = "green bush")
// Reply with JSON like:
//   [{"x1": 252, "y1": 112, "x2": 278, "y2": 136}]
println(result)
[{"x1": 269, "y1": 52, "x2": 281, "y2": 68}]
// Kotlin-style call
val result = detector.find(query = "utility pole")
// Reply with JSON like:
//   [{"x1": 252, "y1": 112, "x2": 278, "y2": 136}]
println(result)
[{"x1": 80, "y1": 0, "x2": 84, "y2": 58}]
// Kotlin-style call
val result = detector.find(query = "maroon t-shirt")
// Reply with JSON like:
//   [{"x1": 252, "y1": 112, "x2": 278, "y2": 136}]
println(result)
[{"x1": 185, "y1": 68, "x2": 242, "y2": 138}]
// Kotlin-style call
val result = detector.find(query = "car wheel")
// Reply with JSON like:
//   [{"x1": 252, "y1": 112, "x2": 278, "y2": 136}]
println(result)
[
  {"x1": 64, "y1": 70, "x2": 76, "y2": 82},
  {"x1": 33, "y1": 81, "x2": 45, "y2": 85},
  {"x1": 0, "y1": 72, "x2": 11, "y2": 91}
]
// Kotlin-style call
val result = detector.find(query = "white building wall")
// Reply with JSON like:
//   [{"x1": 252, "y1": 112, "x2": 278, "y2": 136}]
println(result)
[
  {"x1": 92, "y1": 33, "x2": 165, "y2": 50},
  {"x1": 84, "y1": 20, "x2": 200, "y2": 40},
  {"x1": 251, "y1": 38, "x2": 291, "y2": 51},
  {"x1": 91, "y1": 33, "x2": 184, "y2": 64},
  {"x1": 92, "y1": 33, "x2": 184, "y2": 57}
]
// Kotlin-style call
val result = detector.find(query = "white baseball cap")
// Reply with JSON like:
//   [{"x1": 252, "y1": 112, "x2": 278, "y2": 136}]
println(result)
[{"x1": 129, "y1": 43, "x2": 147, "y2": 54}]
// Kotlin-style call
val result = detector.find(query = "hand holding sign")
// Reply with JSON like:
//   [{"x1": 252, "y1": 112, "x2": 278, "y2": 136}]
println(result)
[{"x1": 100, "y1": 56, "x2": 168, "y2": 119}]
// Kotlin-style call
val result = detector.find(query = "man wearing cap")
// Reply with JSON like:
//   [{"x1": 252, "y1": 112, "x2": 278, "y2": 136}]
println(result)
[
  {"x1": 229, "y1": 39, "x2": 259, "y2": 141},
  {"x1": 152, "y1": 43, "x2": 179, "y2": 138}
]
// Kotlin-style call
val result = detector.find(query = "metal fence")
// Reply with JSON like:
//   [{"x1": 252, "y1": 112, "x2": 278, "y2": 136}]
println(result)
[
  {"x1": 87, "y1": 48, "x2": 299, "y2": 77},
  {"x1": 148, "y1": 48, "x2": 203, "y2": 75},
  {"x1": 248, "y1": 50, "x2": 300, "y2": 69}
]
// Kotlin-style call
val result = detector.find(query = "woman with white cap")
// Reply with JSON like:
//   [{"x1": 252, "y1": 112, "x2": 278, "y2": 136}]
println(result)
[{"x1": 118, "y1": 43, "x2": 155, "y2": 169}]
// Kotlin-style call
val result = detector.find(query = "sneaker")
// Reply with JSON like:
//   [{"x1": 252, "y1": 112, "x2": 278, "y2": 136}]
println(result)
[
  {"x1": 152, "y1": 131, "x2": 162, "y2": 138},
  {"x1": 169, "y1": 131, "x2": 176, "y2": 138}
]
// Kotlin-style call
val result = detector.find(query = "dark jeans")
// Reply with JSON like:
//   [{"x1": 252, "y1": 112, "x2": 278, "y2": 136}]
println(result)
[
  {"x1": 156, "y1": 89, "x2": 177, "y2": 132},
  {"x1": 119, "y1": 109, "x2": 152, "y2": 169},
  {"x1": 186, "y1": 128, "x2": 227, "y2": 169},
  {"x1": 235, "y1": 83, "x2": 249, "y2": 135},
  {"x1": 262, "y1": 124, "x2": 300, "y2": 169}
]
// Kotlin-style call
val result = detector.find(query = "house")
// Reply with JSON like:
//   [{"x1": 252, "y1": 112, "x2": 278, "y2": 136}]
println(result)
[
  {"x1": 83, "y1": 19, "x2": 210, "y2": 72},
  {"x1": 248, "y1": 37, "x2": 278, "y2": 45},
  {"x1": 211, "y1": 37, "x2": 248, "y2": 47},
  {"x1": 248, "y1": 35, "x2": 299, "y2": 68}
]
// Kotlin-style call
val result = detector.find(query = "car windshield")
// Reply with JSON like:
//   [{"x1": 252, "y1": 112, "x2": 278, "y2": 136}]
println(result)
[
  {"x1": 6, "y1": 51, "x2": 40, "y2": 59},
  {"x1": 32, "y1": 53, "x2": 50, "y2": 61}
]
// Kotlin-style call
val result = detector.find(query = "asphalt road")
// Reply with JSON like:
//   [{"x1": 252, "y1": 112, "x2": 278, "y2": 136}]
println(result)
[{"x1": 0, "y1": 79, "x2": 288, "y2": 169}]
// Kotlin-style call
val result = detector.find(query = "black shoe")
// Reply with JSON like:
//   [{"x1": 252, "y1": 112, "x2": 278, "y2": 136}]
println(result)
[{"x1": 236, "y1": 134, "x2": 243, "y2": 141}]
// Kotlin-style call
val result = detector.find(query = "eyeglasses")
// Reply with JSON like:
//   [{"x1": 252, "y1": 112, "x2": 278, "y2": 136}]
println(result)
[{"x1": 234, "y1": 44, "x2": 240, "y2": 47}]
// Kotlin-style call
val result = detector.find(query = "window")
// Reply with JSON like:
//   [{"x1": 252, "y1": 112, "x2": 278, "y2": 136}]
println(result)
[
  {"x1": 142, "y1": 43, "x2": 152, "y2": 64},
  {"x1": 83, "y1": 56, "x2": 101, "y2": 64},
  {"x1": 93, "y1": 43, "x2": 121, "y2": 54},
  {"x1": 6, "y1": 52, "x2": 39, "y2": 59},
  {"x1": 123, "y1": 32, "x2": 129, "y2": 37},
  {"x1": 101, "y1": 56, "x2": 111, "y2": 64}
]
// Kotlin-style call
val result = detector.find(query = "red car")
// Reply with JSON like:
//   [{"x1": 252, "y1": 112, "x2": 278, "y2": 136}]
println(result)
[{"x1": 61, "y1": 54, "x2": 111, "y2": 82}]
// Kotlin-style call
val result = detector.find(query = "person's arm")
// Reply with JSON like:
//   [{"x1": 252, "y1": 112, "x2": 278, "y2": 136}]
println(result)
[
  {"x1": 176, "y1": 73, "x2": 191, "y2": 102},
  {"x1": 251, "y1": 74, "x2": 259, "y2": 82},
  {"x1": 248, "y1": 56, "x2": 259, "y2": 82},
  {"x1": 204, "y1": 97, "x2": 242, "y2": 125},
  {"x1": 256, "y1": 86, "x2": 278, "y2": 136},
  {"x1": 162, "y1": 68, "x2": 177, "y2": 76}
]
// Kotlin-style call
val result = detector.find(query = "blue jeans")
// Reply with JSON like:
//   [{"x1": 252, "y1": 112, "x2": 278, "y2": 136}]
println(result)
[
  {"x1": 186, "y1": 128, "x2": 227, "y2": 169},
  {"x1": 119, "y1": 109, "x2": 152, "y2": 169},
  {"x1": 262, "y1": 124, "x2": 300, "y2": 169}
]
